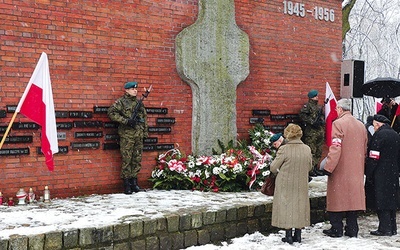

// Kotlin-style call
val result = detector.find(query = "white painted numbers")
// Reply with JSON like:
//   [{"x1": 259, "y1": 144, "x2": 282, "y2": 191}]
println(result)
[{"x1": 283, "y1": 1, "x2": 335, "y2": 22}]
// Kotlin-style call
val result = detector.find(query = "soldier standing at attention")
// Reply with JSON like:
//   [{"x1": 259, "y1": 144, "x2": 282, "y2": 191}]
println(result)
[
  {"x1": 108, "y1": 81, "x2": 149, "y2": 194},
  {"x1": 299, "y1": 89, "x2": 325, "y2": 176}
]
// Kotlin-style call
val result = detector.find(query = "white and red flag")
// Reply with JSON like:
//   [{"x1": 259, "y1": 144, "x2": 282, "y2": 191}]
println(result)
[
  {"x1": 375, "y1": 98, "x2": 383, "y2": 113},
  {"x1": 325, "y1": 82, "x2": 338, "y2": 147},
  {"x1": 16, "y1": 52, "x2": 58, "y2": 171}
]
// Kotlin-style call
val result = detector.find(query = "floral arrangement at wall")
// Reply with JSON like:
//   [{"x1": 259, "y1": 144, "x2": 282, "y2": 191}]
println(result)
[{"x1": 149, "y1": 124, "x2": 278, "y2": 192}]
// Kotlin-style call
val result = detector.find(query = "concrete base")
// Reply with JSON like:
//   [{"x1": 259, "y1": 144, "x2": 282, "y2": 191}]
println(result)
[{"x1": 0, "y1": 196, "x2": 328, "y2": 250}]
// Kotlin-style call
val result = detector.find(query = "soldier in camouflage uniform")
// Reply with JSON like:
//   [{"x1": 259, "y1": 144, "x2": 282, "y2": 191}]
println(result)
[
  {"x1": 299, "y1": 89, "x2": 325, "y2": 176},
  {"x1": 107, "y1": 81, "x2": 149, "y2": 194}
]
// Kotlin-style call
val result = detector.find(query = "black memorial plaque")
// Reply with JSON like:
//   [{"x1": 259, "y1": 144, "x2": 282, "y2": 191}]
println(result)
[
  {"x1": 57, "y1": 122, "x2": 73, "y2": 130},
  {"x1": 93, "y1": 106, "x2": 109, "y2": 114},
  {"x1": 105, "y1": 134, "x2": 119, "y2": 141},
  {"x1": 57, "y1": 132, "x2": 67, "y2": 140},
  {"x1": 148, "y1": 127, "x2": 171, "y2": 133},
  {"x1": 69, "y1": 111, "x2": 93, "y2": 118},
  {"x1": 143, "y1": 144, "x2": 175, "y2": 151},
  {"x1": 12, "y1": 122, "x2": 39, "y2": 130},
  {"x1": 285, "y1": 114, "x2": 300, "y2": 120},
  {"x1": 0, "y1": 110, "x2": 6, "y2": 118},
  {"x1": 55, "y1": 111, "x2": 69, "y2": 118},
  {"x1": 37, "y1": 146, "x2": 68, "y2": 154},
  {"x1": 146, "y1": 108, "x2": 168, "y2": 114},
  {"x1": 2, "y1": 136, "x2": 33, "y2": 143},
  {"x1": 249, "y1": 118, "x2": 264, "y2": 124},
  {"x1": 0, "y1": 147, "x2": 30, "y2": 156},
  {"x1": 252, "y1": 110, "x2": 271, "y2": 116},
  {"x1": 6, "y1": 105, "x2": 17, "y2": 113},
  {"x1": 144, "y1": 137, "x2": 158, "y2": 144},
  {"x1": 73, "y1": 121, "x2": 103, "y2": 128},
  {"x1": 156, "y1": 118, "x2": 176, "y2": 124},
  {"x1": 103, "y1": 143, "x2": 120, "y2": 150},
  {"x1": 0, "y1": 126, "x2": 7, "y2": 133},
  {"x1": 271, "y1": 125, "x2": 285, "y2": 132},
  {"x1": 263, "y1": 125, "x2": 271, "y2": 130},
  {"x1": 74, "y1": 131, "x2": 103, "y2": 138},
  {"x1": 71, "y1": 141, "x2": 100, "y2": 150},
  {"x1": 270, "y1": 115, "x2": 286, "y2": 121},
  {"x1": 104, "y1": 122, "x2": 118, "y2": 129}
]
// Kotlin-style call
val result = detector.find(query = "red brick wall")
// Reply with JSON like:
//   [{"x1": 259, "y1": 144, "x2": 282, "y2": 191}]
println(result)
[{"x1": 0, "y1": 0, "x2": 342, "y2": 199}]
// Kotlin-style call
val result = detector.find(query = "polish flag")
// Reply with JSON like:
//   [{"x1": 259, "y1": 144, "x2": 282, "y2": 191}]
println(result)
[
  {"x1": 325, "y1": 82, "x2": 338, "y2": 147},
  {"x1": 375, "y1": 98, "x2": 383, "y2": 113},
  {"x1": 16, "y1": 52, "x2": 58, "y2": 171}
]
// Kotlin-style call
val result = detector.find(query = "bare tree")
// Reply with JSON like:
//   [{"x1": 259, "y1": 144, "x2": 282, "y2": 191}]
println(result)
[{"x1": 343, "y1": 0, "x2": 400, "y2": 120}]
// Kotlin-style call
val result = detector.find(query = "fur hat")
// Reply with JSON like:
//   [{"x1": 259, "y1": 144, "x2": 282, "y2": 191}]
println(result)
[
  {"x1": 308, "y1": 89, "x2": 318, "y2": 98},
  {"x1": 373, "y1": 114, "x2": 390, "y2": 124},
  {"x1": 284, "y1": 123, "x2": 303, "y2": 140}
]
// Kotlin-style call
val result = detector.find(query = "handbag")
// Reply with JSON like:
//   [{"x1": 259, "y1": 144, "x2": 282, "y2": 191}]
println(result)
[{"x1": 260, "y1": 175, "x2": 275, "y2": 196}]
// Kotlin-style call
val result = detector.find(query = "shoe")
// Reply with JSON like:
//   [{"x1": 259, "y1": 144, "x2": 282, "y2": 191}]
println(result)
[
  {"x1": 293, "y1": 229, "x2": 301, "y2": 243},
  {"x1": 123, "y1": 179, "x2": 133, "y2": 195},
  {"x1": 344, "y1": 231, "x2": 357, "y2": 237},
  {"x1": 370, "y1": 230, "x2": 392, "y2": 236},
  {"x1": 129, "y1": 178, "x2": 143, "y2": 193},
  {"x1": 323, "y1": 228, "x2": 343, "y2": 237},
  {"x1": 281, "y1": 229, "x2": 293, "y2": 244}
]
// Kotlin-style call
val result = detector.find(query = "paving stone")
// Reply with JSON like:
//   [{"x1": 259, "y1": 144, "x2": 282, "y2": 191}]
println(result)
[
  {"x1": 63, "y1": 230, "x2": 79, "y2": 249},
  {"x1": 184, "y1": 230, "x2": 198, "y2": 248},
  {"x1": 130, "y1": 220, "x2": 144, "y2": 238},
  {"x1": 44, "y1": 231, "x2": 62, "y2": 250},
  {"x1": 28, "y1": 234, "x2": 44, "y2": 250},
  {"x1": 114, "y1": 223, "x2": 130, "y2": 241}
]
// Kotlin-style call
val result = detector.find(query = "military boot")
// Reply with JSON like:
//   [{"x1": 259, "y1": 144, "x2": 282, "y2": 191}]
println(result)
[
  {"x1": 130, "y1": 178, "x2": 142, "y2": 193},
  {"x1": 123, "y1": 179, "x2": 133, "y2": 195}
]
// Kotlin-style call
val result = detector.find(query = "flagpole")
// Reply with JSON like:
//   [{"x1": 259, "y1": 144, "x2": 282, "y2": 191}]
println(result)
[
  {"x1": 391, "y1": 115, "x2": 397, "y2": 127},
  {"x1": 0, "y1": 111, "x2": 19, "y2": 150}
]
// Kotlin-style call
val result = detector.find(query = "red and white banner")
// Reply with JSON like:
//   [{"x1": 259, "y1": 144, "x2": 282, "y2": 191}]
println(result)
[
  {"x1": 325, "y1": 82, "x2": 338, "y2": 147},
  {"x1": 16, "y1": 52, "x2": 58, "y2": 171}
]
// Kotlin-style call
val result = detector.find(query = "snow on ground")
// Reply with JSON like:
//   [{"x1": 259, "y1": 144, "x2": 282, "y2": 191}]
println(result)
[{"x1": 1, "y1": 176, "x2": 399, "y2": 250}]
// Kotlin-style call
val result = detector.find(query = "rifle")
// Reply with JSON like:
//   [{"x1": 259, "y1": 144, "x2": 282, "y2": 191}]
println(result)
[
  {"x1": 312, "y1": 98, "x2": 329, "y2": 127},
  {"x1": 128, "y1": 85, "x2": 153, "y2": 127}
]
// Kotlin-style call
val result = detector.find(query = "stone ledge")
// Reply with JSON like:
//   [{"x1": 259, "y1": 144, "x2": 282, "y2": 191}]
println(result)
[{"x1": 0, "y1": 197, "x2": 327, "y2": 250}]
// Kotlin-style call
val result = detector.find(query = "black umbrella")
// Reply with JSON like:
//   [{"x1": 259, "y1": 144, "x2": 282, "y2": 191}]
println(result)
[{"x1": 362, "y1": 77, "x2": 400, "y2": 98}]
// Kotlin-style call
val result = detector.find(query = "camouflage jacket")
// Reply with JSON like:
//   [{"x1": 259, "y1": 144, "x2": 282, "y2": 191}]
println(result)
[
  {"x1": 299, "y1": 99, "x2": 325, "y2": 129},
  {"x1": 107, "y1": 93, "x2": 148, "y2": 135}
]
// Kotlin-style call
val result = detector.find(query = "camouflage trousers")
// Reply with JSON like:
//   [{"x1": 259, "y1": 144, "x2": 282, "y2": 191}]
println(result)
[
  {"x1": 302, "y1": 128, "x2": 324, "y2": 167},
  {"x1": 119, "y1": 133, "x2": 144, "y2": 179}
]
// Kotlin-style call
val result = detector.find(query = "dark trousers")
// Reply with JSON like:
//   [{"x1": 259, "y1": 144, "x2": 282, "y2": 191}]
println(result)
[
  {"x1": 328, "y1": 211, "x2": 359, "y2": 235},
  {"x1": 377, "y1": 210, "x2": 397, "y2": 234}
]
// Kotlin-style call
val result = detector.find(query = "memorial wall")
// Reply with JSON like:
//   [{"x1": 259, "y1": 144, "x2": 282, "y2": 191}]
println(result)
[{"x1": 0, "y1": 0, "x2": 342, "y2": 198}]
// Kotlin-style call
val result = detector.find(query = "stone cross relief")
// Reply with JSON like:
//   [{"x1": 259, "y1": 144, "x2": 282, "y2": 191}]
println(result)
[{"x1": 175, "y1": 0, "x2": 250, "y2": 155}]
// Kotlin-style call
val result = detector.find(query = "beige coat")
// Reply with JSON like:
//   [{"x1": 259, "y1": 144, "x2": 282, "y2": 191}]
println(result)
[
  {"x1": 324, "y1": 111, "x2": 367, "y2": 211},
  {"x1": 270, "y1": 139, "x2": 313, "y2": 229}
]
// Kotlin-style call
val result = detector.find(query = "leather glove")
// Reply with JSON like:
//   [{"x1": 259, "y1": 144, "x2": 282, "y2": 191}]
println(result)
[{"x1": 127, "y1": 119, "x2": 136, "y2": 128}]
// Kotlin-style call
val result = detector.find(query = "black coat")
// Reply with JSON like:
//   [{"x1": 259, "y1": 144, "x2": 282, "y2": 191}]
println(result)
[{"x1": 365, "y1": 124, "x2": 400, "y2": 210}]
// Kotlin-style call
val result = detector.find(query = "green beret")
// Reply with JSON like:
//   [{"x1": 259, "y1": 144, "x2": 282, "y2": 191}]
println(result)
[
  {"x1": 308, "y1": 89, "x2": 318, "y2": 98},
  {"x1": 270, "y1": 133, "x2": 282, "y2": 143},
  {"x1": 124, "y1": 81, "x2": 138, "y2": 89}
]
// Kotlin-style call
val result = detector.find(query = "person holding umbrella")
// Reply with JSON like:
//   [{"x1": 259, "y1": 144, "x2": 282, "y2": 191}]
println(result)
[{"x1": 377, "y1": 97, "x2": 400, "y2": 133}]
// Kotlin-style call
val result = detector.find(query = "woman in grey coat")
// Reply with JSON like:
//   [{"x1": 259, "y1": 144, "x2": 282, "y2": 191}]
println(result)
[{"x1": 270, "y1": 123, "x2": 313, "y2": 244}]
